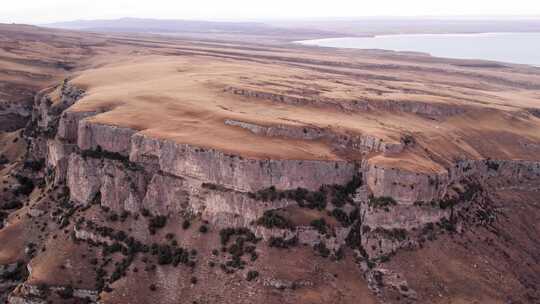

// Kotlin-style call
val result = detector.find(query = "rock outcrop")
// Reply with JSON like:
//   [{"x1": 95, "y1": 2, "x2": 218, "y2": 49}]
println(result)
[
  {"x1": 27, "y1": 82, "x2": 540, "y2": 236},
  {"x1": 224, "y1": 119, "x2": 403, "y2": 155},
  {"x1": 225, "y1": 86, "x2": 468, "y2": 119}
]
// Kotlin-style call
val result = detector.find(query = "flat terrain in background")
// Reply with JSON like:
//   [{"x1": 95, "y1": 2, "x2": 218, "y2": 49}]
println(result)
[{"x1": 46, "y1": 17, "x2": 540, "y2": 39}]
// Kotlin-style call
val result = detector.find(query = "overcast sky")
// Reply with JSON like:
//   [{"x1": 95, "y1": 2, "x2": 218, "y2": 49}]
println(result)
[{"x1": 2, "y1": 0, "x2": 540, "y2": 24}]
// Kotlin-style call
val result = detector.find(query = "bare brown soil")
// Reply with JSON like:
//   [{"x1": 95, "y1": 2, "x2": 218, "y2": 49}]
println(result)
[{"x1": 385, "y1": 189, "x2": 540, "y2": 304}]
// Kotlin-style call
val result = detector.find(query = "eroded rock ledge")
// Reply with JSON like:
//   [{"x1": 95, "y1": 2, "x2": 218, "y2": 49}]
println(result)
[
  {"x1": 224, "y1": 119, "x2": 403, "y2": 156},
  {"x1": 224, "y1": 86, "x2": 468, "y2": 119}
]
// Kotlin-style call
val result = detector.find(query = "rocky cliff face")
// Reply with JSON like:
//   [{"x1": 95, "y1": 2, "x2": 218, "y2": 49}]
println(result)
[
  {"x1": 7, "y1": 81, "x2": 539, "y2": 303},
  {"x1": 225, "y1": 86, "x2": 468, "y2": 119},
  {"x1": 30, "y1": 82, "x2": 540, "y2": 237}
]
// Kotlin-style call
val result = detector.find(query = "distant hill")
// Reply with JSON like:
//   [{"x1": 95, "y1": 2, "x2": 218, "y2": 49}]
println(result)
[
  {"x1": 46, "y1": 17, "x2": 268, "y2": 32},
  {"x1": 271, "y1": 17, "x2": 540, "y2": 36},
  {"x1": 43, "y1": 17, "x2": 344, "y2": 40},
  {"x1": 44, "y1": 17, "x2": 540, "y2": 41}
]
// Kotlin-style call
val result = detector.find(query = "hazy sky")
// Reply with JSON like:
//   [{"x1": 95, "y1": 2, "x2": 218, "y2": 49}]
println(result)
[{"x1": 2, "y1": 0, "x2": 540, "y2": 24}]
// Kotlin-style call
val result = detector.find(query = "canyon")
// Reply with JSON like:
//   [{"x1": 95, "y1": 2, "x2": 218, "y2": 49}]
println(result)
[{"x1": 0, "y1": 24, "x2": 539, "y2": 304}]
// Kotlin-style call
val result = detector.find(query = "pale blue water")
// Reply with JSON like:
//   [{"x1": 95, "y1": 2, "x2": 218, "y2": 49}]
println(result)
[{"x1": 298, "y1": 33, "x2": 540, "y2": 66}]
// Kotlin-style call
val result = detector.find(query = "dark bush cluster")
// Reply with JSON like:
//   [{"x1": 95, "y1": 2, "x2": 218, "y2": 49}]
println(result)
[
  {"x1": 437, "y1": 217, "x2": 456, "y2": 232},
  {"x1": 56, "y1": 285, "x2": 74, "y2": 299},
  {"x1": 368, "y1": 196, "x2": 397, "y2": 208},
  {"x1": 460, "y1": 181, "x2": 482, "y2": 202},
  {"x1": 249, "y1": 186, "x2": 281, "y2": 201},
  {"x1": 345, "y1": 222, "x2": 363, "y2": 250},
  {"x1": 485, "y1": 159, "x2": 500, "y2": 171},
  {"x1": 148, "y1": 215, "x2": 167, "y2": 234},
  {"x1": 436, "y1": 181, "x2": 482, "y2": 210},
  {"x1": 23, "y1": 159, "x2": 45, "y2": 171},
  {"x1": 198, "y1": 225, "x2": 208, "y2": 233},
  {"x1": 219, "y1": 227, "x2": 258, "y2": 246},
  {"x1": 201, "y1": 183, "x2": 219, "y2": 190},
  {"x1": 0, "y1": 260, "x2": 28, "y2": 281},
  {"x1": 400, "y1": 134, "x2": 415, "y2": 146},
  {"x1": 268, "y1": 236, "x2": 298, "y2": 249},
  {"x1": 14, "y1": 175, "x2": 35, "y2": 196},
  {"x1": 329, "y1": 174, "x2": 363, "y2": 207},
  {"x1": 1, "y1": 200, "x2": 23, "y2": 210},
  {"x1": 219, "y1": 227, "x2": 259, "y2": 273},
  {"x1": 141, "y1": 208, "x2": 150, "y2": 217},
  {"x1": 81, "y1": 145, "x2": 141, "y2": 171},
  {"x1": 256, "y1": 210, "x2": 293, "y2": 230},
  {"x1": 54, "y1": 200, "x2": 78, "y2": 229},
  {"x1": 249, "y1": 175, "x2": 362, "y2": 212},
  {"x1": 331, "y1": 207, "x2": 359, "y2": 227},
  {"x1": 246, "y1": 270, "x2": 259, "y2": 281},
  {"x1": 102, "y1": 242, "x2": 125, "y2": 256},
  {"x1": 422, "y1": 222, "x2": 435, "y2": 234},
  {"x1": 110, "y1": 256, "x2": 134, "y2": 283},
  {"x1": 81, "y1": 219, "x2": 200, "y2": 292},
  {"x1": 152, "y1": 243, "x2": 192, "y2": 267},
  {"x1": 0, "y1": 211, "x2": 7, "y2": 228},
  {"x1": 373, "y1": 227, "x2": 408, "y2": 241},
  {"x1": 313, "y1": 242, "x2": 330, "y2": 258},
  {"x1": 297, "y1": 190, "x2": 327, "y2": 210},
  {"x1": 0, "y1": 154, "x2": 8, "y2": 166},
  {"x1": 310, "y1": 218, "x2": 328, "y2": 234}
]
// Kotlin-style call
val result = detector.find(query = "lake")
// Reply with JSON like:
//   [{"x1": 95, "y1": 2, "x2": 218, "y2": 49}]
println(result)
[{"x1": 298, "y1": 32, "x2": 540, "y2": 66}]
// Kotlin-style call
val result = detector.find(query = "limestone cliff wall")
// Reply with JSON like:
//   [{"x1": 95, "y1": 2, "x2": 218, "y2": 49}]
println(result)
[
  {"x1": 363, "y1": 162, "x2": 448, "y2": 205},
  {"x1": 78, "y1": 121, "x2": 136, "y2": 156},
  {"x1": 31, "y1": 82, "x2": 540, "y2": 234},
  {"x1": 225, "y1": 86, "x2": 467, "y2": 119},
  {"x1": 130, "y1": 133, "x2": 358, "y2": 192}
]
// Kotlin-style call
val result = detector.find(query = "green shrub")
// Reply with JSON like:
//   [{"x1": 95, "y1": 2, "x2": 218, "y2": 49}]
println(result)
[
  {"x1": 148, "y1": 215, "x2": 167, "y2": 234},
  {"x1": 14, "y1": 175, "x2": 34, "y2": 196},
  {"x1": 373, "y1": 227, "x2": 407, "y2": 241},
  {"x1": 1, "y1": 200, "x2": 23, "y2": 210},
  {"x1": 345, "y1": 223, "x2": 362, "y2": 249},
  {"x1": 246, "y1": 270, "x2": 259, "y2": 281},
  {"x1": 256, "y1": 210, "x2": 293, "y2": 230},
  {"x1": 310, "y1": 218, "x2": 328, "y2": 234},
  {"x1": 268, "y1": 236, "x2": 297, "y2": 249},
  {"x1": 23, "y1": 159, "x2": 45, "y2": 171},
  {"x1": 314, "y1": 242, "x2": 330, "y2": 258},
  {"x1": 219, "y1": 228, "x2": 257, "y2": 246},
  {"x1": 199, "y1": 225, "x2": 208, "y2": 233},
  {"x1": 368, "y1": 196, "x2": 397, "y2": 208}
]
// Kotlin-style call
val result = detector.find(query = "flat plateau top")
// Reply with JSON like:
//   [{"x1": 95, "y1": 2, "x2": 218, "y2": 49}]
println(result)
[{"x1": 3, "y1": 24, "x2": 540, "y2": 171}]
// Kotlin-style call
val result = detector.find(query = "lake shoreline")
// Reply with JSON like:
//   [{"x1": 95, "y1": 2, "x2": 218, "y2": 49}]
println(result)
[{"x1": 296, "y1": 32, "x2": 540, "y2": 67}]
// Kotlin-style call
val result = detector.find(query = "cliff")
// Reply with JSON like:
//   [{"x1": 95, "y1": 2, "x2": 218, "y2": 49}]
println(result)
[{"x1": 32, "y1": 82, "x2": 540, "y2": 252}]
